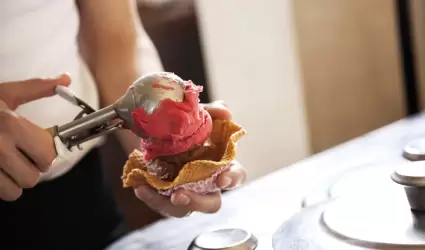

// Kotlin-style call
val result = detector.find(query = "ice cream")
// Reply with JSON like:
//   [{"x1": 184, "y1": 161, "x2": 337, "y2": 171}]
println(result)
[
  {"x1": 145, "y1": 138, "x2": 215, "y2": 181},
  {"x1": 121, "y1": 72, "x2": 246, "y2": 196},
  {"x1": 131, "y1": 80, "x2": 213, "y2": 161}
]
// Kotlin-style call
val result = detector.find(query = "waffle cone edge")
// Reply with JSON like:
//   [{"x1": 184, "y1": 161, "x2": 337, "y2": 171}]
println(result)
[{"x1": 121, "y1": 119, "x2": 246, "y2": 191}]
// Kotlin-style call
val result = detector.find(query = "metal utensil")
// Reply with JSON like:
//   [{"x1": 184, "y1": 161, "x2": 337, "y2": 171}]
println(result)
[
  {"x1": 403, "y1": 137, "x2": 425, "y2": 161},
  {"x1": 188, "y1": 228, "x2": 258, "y2": 250},
  {"x1": 391, "y1": 161, "x2": 425, "y2": 211},
  {"x1": 272, "y1": 161, "x2": 425, "y2": 250},
  {"x1": 49, "y1": 72, "x2": 186, "y2": 149}
]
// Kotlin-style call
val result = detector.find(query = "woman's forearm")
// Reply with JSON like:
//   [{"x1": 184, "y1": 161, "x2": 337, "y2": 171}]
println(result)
[{"x1": 77, "y1": 0, "x2": 161, "y2": 154}]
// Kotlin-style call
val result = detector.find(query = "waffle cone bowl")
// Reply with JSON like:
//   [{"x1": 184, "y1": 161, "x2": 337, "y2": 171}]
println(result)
[{"x1": 122, "y1": 119, "x2": 246, "y2": 196}]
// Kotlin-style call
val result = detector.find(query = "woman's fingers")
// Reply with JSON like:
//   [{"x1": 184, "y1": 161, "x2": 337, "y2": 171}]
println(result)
[
  {"x1": 135, "y1": 185, "x2": 223, "y2": 217},
  {"x1": 135, "y1": 185, "x2": 189, "y2": 217},
  {"x1": 14, "y1": 117, "x2": 56, "y2": 171},
  {"x1": 134, "y1": 161, "x2": 247, "y2": 217},
  {"x1": 216, "y1": 161, "x2": 246, "y2": 190},
  {"x1": 134, "y1": 100, "x2": 245, "y2": 216},
  {"x1": 172, "y1": 190, "x2": 222, "y2": 214},
  {"x1": 0, "y1": 170, "x2": 23, "y2": 201},
  {"x1": 201, "y1": 101, "x2": 232, "y2": 120},
  {"x1": 0, "y1": 73, "x2": 71, "y2": 110},
  {"x1": 0, "y1": 147, "x2": 40, "y2": 189}
]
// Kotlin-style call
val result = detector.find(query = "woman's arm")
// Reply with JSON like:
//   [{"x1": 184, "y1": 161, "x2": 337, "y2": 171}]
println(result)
[
  {"x1": 75, "y1": 0, "x2": 247, "y2": 217},
  {"x1": 76, "y1": 0, "x2": 162, "y2": 154}
]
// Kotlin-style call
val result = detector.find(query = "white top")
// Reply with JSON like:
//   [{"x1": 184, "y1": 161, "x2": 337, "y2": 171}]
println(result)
[{"x1": 0, "y1": 0, "x2": 163, "y2": 181}]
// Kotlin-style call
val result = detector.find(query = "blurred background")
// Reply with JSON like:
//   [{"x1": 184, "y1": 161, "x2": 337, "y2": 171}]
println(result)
[{"x1": 101, "y1": 0, "x2": 425, "y2": 229}]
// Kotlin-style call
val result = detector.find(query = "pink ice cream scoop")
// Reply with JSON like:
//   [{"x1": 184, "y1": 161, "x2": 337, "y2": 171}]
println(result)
[{"x1": 131, "y1": 78, "x2": 213, "y2": 161}]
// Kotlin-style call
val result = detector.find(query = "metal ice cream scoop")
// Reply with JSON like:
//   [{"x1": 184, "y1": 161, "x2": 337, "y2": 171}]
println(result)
[{"x1": 50, "y1": 72, "x2": 186, "y2": 149}]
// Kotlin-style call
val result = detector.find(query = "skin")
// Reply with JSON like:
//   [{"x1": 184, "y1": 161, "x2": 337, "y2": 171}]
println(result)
[
  {"x1": 77, "y1": 0, "x2": 247, "y2": 216},
  {"x1": 135, "y1": 101, "x2": 247, "y2": 217},
  {"x1": 0, "y1": 0, "x2": 246, "y2": 217},
  {"x1": 0, "y1": 74, "x2": 71, "y2": 201}
]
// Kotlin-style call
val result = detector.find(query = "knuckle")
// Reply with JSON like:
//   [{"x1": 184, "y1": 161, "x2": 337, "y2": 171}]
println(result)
[
  {"x1": 20, "y1": 172, "x2": 40, "y2": 189},
  {"x1": 0, "y1": 100, "x2": 8, "y2": 109},
  {"x1": 0, "y1": 137, "x2": 10, "y2": 154},
  {"x1": 0, "y1": 110, "x2": 18, "y2": 131},
  {"x1": 38, "y1": 157, "x2": 53, "y2": 172},
  {"x1": 36, "y1": 137, "x2": 56, "y2": 172},
  {"x1": 0, "y1": 148, "x2": 14, "y2": 173},
  {"x1": 0, "y1": 93, "x2": 15, "y2": 110},
  {"x1": 190, "y1": 195, "x2": 222, "y2": 214},
  {"x1": 209, "y1": 203, "x2": 221, "y2": 213},
  {"x1": 208, "y1": 197, "x2": 222, "y2": 213}
]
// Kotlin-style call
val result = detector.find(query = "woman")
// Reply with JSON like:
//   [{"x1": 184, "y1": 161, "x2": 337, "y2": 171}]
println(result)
[{"x1": 0, "y1": 1, "x2": 246, "y2": 249}]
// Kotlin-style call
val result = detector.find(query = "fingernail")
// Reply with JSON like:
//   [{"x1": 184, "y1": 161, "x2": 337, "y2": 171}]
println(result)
[
  {"x1": 54, "y1": 73, "x2": 71, "y2": 85},
  {"x1": 172, "y1": 194, "x2": 191, "y2": 206},
  {"x1": 135, "y1": 186, "x2": 152, "y2": 200},
  {"x1": 221, "y1": 176, "x2": 232, "y2": 189}
]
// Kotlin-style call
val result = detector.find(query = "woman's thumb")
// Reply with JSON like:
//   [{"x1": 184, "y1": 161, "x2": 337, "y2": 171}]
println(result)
[{"x1": 0, "y1": 73, "x2": 71, "y2": 109}]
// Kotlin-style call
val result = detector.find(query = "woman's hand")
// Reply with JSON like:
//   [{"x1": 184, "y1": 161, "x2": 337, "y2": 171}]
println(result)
[
  {"x1": 0, "y1": 74, "x2": 70, "y2": 201},
  {"x1": 134, "y1": 101, "x2": 247, "y2": 217}
]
